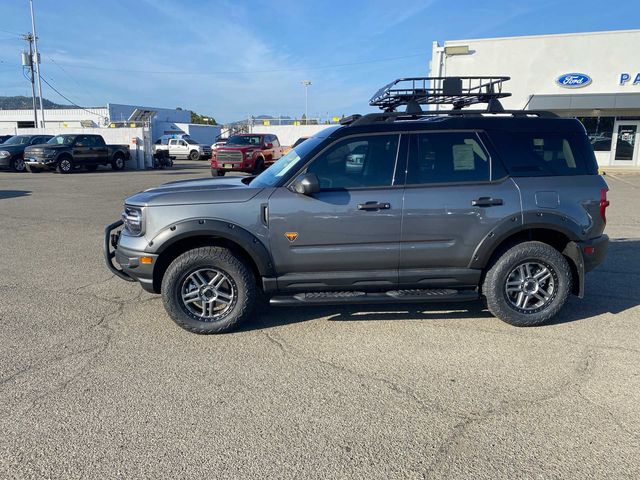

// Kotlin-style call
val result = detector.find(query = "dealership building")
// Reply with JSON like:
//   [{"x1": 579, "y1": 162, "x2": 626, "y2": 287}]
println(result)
[{"x1": 430, "y1": 29, "x2": 640, "y2": 167}]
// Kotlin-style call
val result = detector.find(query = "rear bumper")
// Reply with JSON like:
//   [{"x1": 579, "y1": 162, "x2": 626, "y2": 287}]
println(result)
[{"x1": 581, "y1": 234, "x2": 609, "y2": 273}]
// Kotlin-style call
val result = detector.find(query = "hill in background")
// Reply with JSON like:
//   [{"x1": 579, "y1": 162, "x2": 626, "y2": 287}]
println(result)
[{"x1": 0, "y1": 96, "x2": 70, "y2": 110}]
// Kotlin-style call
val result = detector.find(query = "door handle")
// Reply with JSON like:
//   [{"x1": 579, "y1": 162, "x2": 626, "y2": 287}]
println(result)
[
  {"x1": 471, "y1": 197, "x2": 503, "y2": 207},
  {"x1": 357, "y1": 201, "x2": 391, "y2": 211}
]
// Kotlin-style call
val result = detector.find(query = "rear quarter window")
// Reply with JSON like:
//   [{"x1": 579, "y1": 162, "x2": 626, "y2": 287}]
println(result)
[{"x1": 490, "y1": 131, "x2": 598, "y2": 176}]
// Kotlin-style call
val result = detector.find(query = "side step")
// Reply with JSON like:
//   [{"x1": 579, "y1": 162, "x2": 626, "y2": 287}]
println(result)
[{"x1": 269, "y1": 289, "x2": 478, "y2": 306}]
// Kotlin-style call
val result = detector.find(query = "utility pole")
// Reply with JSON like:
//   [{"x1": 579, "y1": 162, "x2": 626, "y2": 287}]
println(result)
[
  {"x1": 21, "y1": 33, "x2": 38, "y2": 127},
  {"x1": 29, "y1": 0, "x2": 45, "y2": 128},
  {"x1": 301, "y1": 80, "x2": 311, "y2": 124}
]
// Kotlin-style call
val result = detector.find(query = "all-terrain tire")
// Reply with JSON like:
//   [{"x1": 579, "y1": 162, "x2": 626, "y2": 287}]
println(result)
[
  {"x1": 211, "y1": 169, "x2": 225, "y2": 177},
  {"x1": 482, "y1": 241, "x2": 572, "y2": 327},
  {"x1": 161, "y1": 246, "x2": 257, "y2": 334},
  {"x1": 252, "y1": 158, "x2": 265, "y2": 175}
]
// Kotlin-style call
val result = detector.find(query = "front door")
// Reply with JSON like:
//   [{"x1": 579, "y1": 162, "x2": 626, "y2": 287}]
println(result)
[
  {"x1": 73, "y1": 135, "x2": 91, "y2": 165},
  {"x1": 399, "y1": 131, "x2": 521, "y2": 287},
  {"x1": 611, "y1": 121, "x2": 640, "y2": 166},
  {"x1": 268, "y1": 133, "x2": 404, "y2": 291}
]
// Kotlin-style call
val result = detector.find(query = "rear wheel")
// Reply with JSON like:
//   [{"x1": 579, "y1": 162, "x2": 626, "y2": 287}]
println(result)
[
  {"x1": 11, "y1": 156, "x2": 26, "y2": 172},
  {"x1": 57, "y1": 156, "x2": 74, "y2": 174},
  {"x1": 111, "y1": 154, "x2": 125, "y2": 170},
  {"x1": 189, "y1": 150, "x2": 200, "y2": 161},
  {"x1": 161, "y1": 246, "x2": 257, "y2": 334},
  {"x1": 483, "y1": 241, "x2": 572, "y2": 327}
]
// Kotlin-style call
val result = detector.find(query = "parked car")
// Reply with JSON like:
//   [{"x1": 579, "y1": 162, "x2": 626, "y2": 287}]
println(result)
[
  {"x1": 105, "y1": 76, "x2": 609, "y2": 334},
  {"x1": 0, "y1": 134, "x2": 53, "y2": 172},
  {"x1": 24, "y1": 134, "x2": 130, "y2": 173},
  {"x1": 154, "y1": 138, "x2": 212, "y2": 161},
  {"x1": 210, "y1": 133, "x2": 285, "y2": 176},
  {"x1": 0, "y1": 135, "x2": 14, "y2": 144},
  {"x1": 212, "y1": 138, "x2": 227, "y2": 151}
]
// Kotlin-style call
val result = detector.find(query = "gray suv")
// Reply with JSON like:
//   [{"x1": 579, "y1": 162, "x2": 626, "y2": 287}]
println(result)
[{"x1": 105, "y1": 77, "x2": 609, "y2": 334}]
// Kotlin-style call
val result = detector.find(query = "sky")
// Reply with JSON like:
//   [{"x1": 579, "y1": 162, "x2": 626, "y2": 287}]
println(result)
[{"x1": 0, "y1": 0, "x2": 638, "y2": 123}]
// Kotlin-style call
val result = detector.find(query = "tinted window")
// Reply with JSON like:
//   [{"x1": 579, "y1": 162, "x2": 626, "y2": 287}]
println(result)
[
  {"x1": 491, "y1": 131, "x2": 597, "y2": 176},
  {"x1": 75, "y1": 135, "x2": 90, "y2": 146},
  {"x1": 92, "y1": 136, "x2": 106, "y2": 146},
  {"x1": 307, "y1": 134, "x2": 399, "y2": 189},
  {"x1": 406, "y1": 132, "x2": 490, "y2": 185}
]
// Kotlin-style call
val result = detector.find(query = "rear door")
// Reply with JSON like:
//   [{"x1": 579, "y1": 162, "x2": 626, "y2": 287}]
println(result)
[
  {"x1": 399, "y1": 131, "x2": 521, "y2": 287},
  {"x1": 90, "y1": 135, "x2": 108, "y2": 163},
  {"x1": 268, "y1": 133, "x2": 405, "y2": 291},
  {"x1": 73, "y1": 135, "x2": 91, "y2": 165}
]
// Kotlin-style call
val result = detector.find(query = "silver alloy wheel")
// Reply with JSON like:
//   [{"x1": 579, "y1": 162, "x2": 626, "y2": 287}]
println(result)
[
  {"x1": 14, "y1": 158, "x2": 25, "y2": 172},
  {"x1": 60, "y1": 159, "x2": 72, "y2": 172},
  {"x1": 504, "y1": 261, "x2": 556, "y2": 313},
  {"x1": 180, "y1": 268, "x2": 236, "y2": 320}
]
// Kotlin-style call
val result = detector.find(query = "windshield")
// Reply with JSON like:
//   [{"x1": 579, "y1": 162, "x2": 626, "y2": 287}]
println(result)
[
  {"x1": 250, "y1": 136, "x2": 324, "y2": 188},
  {"x1": 3, "y1": 136, "x2": 30, "y2": 145},
  {"x1": 226, "y1": 135, "x2": 262, "y2": 146},
  {"x1": 47, "y1": 135, "x2": 76, "y2": 145}
]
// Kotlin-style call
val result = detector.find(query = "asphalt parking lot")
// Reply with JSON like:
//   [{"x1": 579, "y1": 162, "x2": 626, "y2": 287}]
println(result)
[{"x1": 1, "y1": 162, "x2": 639, "y2": 479}]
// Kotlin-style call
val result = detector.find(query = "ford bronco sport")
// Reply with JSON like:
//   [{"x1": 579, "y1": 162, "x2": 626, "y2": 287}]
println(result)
[{"x1": 105, "y1": 77, "x2": 609, "y2": 334}]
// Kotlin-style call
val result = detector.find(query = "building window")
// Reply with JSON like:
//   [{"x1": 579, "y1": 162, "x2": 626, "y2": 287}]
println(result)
[{"x1": 577, "y1": 117, "x2": 614, "y2": 152}]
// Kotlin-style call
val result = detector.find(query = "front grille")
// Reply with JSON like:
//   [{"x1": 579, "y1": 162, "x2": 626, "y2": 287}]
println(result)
[
  {"x1": 216, "y1": 150, "x2": 242, "y2": 163},
  {"x1": 202, "y1": 146, "x2": 212, "y2": 155}
]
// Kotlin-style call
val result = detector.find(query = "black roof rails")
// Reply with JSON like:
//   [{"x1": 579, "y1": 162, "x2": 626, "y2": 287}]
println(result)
[{"x1": 369, "y1": 76, "x2": 511, "y2": 113}]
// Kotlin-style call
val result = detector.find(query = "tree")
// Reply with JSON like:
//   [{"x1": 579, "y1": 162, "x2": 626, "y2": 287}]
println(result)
[{"x1": 190, "y1": 111, "x2": 217, "y2": 125}]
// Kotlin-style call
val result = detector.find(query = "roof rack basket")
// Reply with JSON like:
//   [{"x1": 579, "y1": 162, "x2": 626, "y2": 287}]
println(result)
[{"x1": 369, "y1": 76, "x2": 511, "y2": 113}]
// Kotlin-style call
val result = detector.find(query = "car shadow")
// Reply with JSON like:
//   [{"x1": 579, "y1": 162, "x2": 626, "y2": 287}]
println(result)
[
  {"x1": 0, "y1": 190, "x2": 31, "y2": 200},
  {"x1": 240, "y1": 238, "x2": 640, "y2": 332}
]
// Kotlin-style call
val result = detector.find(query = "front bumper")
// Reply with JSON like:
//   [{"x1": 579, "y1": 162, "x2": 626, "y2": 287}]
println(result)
[
  {"x1": 104, "y1": 220, "x2": 158, "y2": 292},
  {"x1": 24, "y1": 156, "x2": 56, "y2": 171}
]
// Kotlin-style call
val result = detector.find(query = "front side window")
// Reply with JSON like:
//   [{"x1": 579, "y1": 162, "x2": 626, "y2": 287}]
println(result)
[
  {"x1": 406, "y1": 132, "x2": 490, "y2": 185},
  {"x1": 4, "y1": 136, "x2": 31, "y2": 145},
  {"x1": 306, "y1": 134, "x2": 399, "y2": 189}
]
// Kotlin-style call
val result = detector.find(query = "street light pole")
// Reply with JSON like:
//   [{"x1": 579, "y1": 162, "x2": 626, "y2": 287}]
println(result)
[
  {"x1": 29, "y1": 0, "x2": 45, "y2": 128},
  {"x1": 301, "y1": 80, "x2": 311, "y2": 124}
]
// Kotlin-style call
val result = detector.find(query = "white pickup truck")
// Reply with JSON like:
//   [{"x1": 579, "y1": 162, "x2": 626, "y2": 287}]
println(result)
[{"x1": 154, "y1": 138, "x2": 212, "y2": 161}]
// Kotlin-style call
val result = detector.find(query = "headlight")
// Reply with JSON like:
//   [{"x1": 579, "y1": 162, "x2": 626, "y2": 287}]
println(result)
[
  {"x1": 244, "y1": 150, "x2": 254, "y2": 158},
  {"x1": 0, "y1": 150, "x2": 9, "y2": 158},
  {"x1": 121, "y1": 205, "x2": 144, "y2": 236}
]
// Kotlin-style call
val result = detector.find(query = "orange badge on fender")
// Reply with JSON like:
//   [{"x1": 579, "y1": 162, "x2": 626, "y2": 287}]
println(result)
[{"x1": 285, "y1": 232, "x2": 298, "y2": 243}]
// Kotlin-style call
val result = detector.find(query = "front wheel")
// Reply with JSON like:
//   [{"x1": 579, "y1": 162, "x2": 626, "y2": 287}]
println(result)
[
  {"x1": 161, "y1": 246, "x2": 257, "y2": 334},
  {"x1": 211, "y1": 169, "x2": 225, "y2": 177},
  {"x1": 57, "y1": 156, "x2": 74, "y2": 174},
  {"x1": 252, "y1": 158, "x2": 265, "y2": 175},
  {"x1": 482, "y1": 241, "x2": 572, "y2": 327}
]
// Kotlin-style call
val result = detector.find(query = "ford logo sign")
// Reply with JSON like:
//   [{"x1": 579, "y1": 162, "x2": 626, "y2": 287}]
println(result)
[{"x1": 556, "y1": 73, "x2": 592, "y2": 88}]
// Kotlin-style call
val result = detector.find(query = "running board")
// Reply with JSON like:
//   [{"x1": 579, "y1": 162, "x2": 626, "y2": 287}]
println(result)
[{"x1": 269, "y1": 289, "x2": 479, "y2": 306}]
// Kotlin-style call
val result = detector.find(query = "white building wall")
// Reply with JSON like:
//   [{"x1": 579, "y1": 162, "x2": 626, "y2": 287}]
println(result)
[
  {"x1": 0, "y1": 107, "x2": 109, "y2": 129},
  {"x1": 251, "y1": 124, "x2": 335, "y2": 146},
  {"x1": 430, "y1": 29, "x2": 640, "y2": 110}
]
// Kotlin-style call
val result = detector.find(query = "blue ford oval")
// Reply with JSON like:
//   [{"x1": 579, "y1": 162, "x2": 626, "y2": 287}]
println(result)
[{"x1": 556, "y1": 73, "x2": 592, "y2": 88}]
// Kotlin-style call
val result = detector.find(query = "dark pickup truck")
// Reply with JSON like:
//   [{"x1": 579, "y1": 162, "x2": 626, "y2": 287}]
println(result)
[{"x1": 24, "y1": 134, "x2": 130, "y2": 173}]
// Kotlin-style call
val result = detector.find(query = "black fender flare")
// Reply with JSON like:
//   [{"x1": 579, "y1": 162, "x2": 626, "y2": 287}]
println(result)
[
  {"x1": 146, "y1": 218, "x2": 275, "y2": 276},
  {"x1": 469, "y1": 211, "x2": 585, "y2": 269}
]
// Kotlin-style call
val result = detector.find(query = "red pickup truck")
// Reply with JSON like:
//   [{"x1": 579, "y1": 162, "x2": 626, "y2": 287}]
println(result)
[{"x1": 211, "y1": 133, "x2": 285, "y2": 176}]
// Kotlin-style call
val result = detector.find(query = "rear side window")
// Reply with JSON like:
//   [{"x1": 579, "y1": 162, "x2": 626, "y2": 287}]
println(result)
[
  {"x1": 406, "y1": 132, "x2": 490, "y2": 185},
  {"x1": 490, "y1": 131, "x2": 597, "y2": 176}
]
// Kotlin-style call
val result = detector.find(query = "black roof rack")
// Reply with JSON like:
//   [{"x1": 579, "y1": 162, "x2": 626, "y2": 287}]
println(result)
[
  {"x1": 339, "y1": 76, "x2": 558, "y2": 126},
  {"x1": 369, "y1": 76, "x2": 511, "y2": 113}
]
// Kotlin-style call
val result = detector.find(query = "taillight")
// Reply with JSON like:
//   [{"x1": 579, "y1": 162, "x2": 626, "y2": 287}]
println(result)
[{"x1": 600, "y1": 188, "x2": 610, "y2": 224}]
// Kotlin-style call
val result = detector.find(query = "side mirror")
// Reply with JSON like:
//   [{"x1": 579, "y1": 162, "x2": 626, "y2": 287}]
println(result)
[
  {"x1": 290, "y1": 172, "x2": 320, "y2": 196},
  {"x1": 265, "y1": 142, "x2": 273, "y2": 149}
]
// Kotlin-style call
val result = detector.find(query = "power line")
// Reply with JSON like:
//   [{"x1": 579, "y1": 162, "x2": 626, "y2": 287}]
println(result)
[
  {"x1": 39, "y1": 75, "x2": 104, "y2": 118},
  {"x1": 47, "y1": 52, "x2": 428, "y2": 76}
]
